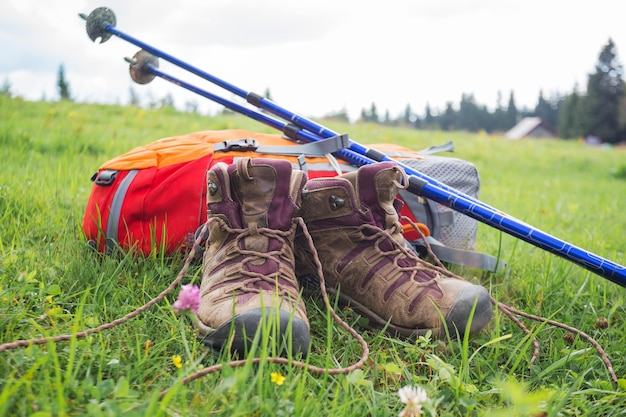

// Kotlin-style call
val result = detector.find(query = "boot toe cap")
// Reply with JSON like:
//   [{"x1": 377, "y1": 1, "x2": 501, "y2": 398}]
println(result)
[
  {"x1": 445, "y1": 284, "x2": 492, "y2": 338},
  {"x1": 201, "y1": 307, "x2": 310, "y2": 357}
]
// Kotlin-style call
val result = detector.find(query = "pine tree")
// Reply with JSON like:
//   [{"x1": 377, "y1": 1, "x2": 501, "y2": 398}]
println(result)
[
  {"x1": 1, "y1": 77, "x2": 11, "y2": 97},
  {"x1": 424, "y1": 103, "x2": 435, "y2": 129},
  {"x1": 383, "y1": 109, "x2": 392, "y2": 125},
  {"x1": 159, "y1": 92, "x2": 175, "y2": 108},
  {"x1": 492, "y1": 90, "x2": 508, "y2": 132},
  {"x1": 558, "y1": 86, "x2": 584, "y2": 139},
  {"x1": 369, "y1": 102, "x2": 379, "y2": 123},
  {"x1": 535, "y1": 90, "x2": 562, "y2": 131},
  {"x1": 128, "y1": 87, "x2": 140, "y2": 106},
  {"x1": 402, "y1": 104, "x2": 414, "y2": 125},
  {"x1": 440, "y1": 103, "x2": 456, "y2": 131},
  {"x1": 581, "y1": 38, "x2": 624, "y2": 143},
  {"x1": 324, "y1": 107, "x2": 349, "y2": 122},
  {"x1": 57, "y1": 64, "x2": 71, "y2": 101},
  {"x1": 458, "y1": 93, "x2": 481, "y2": 131},
  {"x1": 506, "y1": 91, "x2": 518, "y2": 129},
  {"x1": 359, "y1": 108, "x2": 369, "y2": 122}
]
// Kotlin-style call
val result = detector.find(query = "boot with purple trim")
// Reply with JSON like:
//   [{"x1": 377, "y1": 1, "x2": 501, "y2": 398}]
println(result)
[
  {"x1": 295, "y1": 161, "x2": 492, "y2": 339},
  {"x1": 197, "y1": 157, "x2": 310, "y2": 356}
]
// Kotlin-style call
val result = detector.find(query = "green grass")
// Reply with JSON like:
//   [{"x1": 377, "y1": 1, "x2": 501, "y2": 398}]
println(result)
[{"x1": 1, "y1": 95, "x2": 626, "y2": 416}]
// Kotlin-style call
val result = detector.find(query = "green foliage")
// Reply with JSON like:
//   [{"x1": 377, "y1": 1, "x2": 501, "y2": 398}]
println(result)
[
  {"x1": 611, "y1": 163, "x2": 626, "y2": 179},
  {"x1": 1, "y1": 96, "x2": 626, "y2": 416},
  {"x1": 1, "y1": 77, "x2": 11, "y2": 97},
  {"x1": 534, "y1": 90, "x2": 559, "y2": 131},
  {"x1": 57, "y1": 64, "x2": 71, "y2": 101},
  {"x1": 558, "y1": 88, "x2": 585, "y2": 139},
  {"x1": 582, "y1": 39, "x2": 625, "y2": 144}
]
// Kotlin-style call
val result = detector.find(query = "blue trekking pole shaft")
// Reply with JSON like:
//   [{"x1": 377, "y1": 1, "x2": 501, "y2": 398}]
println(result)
[
  {"x1": 82, "y1": 8, "x2": 626, "y2": 287},
  {"x1": 116, "y1": 25, "x2": 504, "y2": 214}
]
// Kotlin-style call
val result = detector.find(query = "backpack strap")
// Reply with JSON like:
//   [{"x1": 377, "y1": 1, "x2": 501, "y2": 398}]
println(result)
[
  {"x1": 411, "y1": 236, "x2": 507, "y2": 272},
  {"x1": 417, "y1": 141, "x2": 455, "y2": 155},
  {"x1": 105, "y1": 169, "x2": 139, "y2": 251},
  {"x1": 398, "y1": 189, "x2": 454, "y2": 233},
  {"x1": 377, "y1": 141, "x2": 455, "y2": 158},
  {"x1": 213, "y1": 134, "x2": 350, "y2": 156},
  {"x1": 214, "y1": 134, "x2": 350, "y2": 175}
]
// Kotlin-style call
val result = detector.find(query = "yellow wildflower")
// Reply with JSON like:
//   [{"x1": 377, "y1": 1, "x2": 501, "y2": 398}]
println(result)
[
  {"x1": 144, "y1": 340, "x2": 153, "y2": 356},
  {"x1": 172, "y1": 355, "x2": 183, "y2": 369},
  {"x1": 270, "y1": 372, "x2": 285, "y2": 386}
]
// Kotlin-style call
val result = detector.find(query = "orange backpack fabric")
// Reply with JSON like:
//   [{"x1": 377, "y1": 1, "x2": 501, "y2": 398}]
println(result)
[{"x1": 82, "y1": 129, "x2": 429, "y2": 255}]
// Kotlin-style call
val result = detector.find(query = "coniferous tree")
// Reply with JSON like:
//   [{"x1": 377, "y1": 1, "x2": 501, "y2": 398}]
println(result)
[
  {"x1": 359, "y1": 108, "x2": 369, "y2": 122},
  {"x1": 369, "y1": 102, "x2": 379, "y2": 123},
  {"x1": 619, "y1": 89, "x2": 626, "y2": 130},
  {"x1": 128, "y1": 87, "x2": 140, "y2": 106},
  {"x1": 440, "y1": 102, "x2": 456, "y2": 131},
  {"x1": 534, "y1": 90, "x2": 559, "y2": 130},
  {"x1": 492, "y1": 90, "x2": 508, "y2": 132},
  {"x1": 558, "y1": 87, "x2": 584, "y2": 139},
  {"x1": 383, "y1": 109, "x2": 393, "y2": 125},
  {"x1": 359, "y1": 103, "x2": 380, "y2": 123},
  {"x1": 324, "y1": 107, "x2": 349, "y2": 122},
  {"x1": 506, "y1": 91, "x2": 518, "y2": 129},
  {"x1": 412, "y1": 114, "x2": 422, "y2": 129},
  {"x1": 402, "y1": 104, "x2": 414, "y2": 125},
  {"x1": 458, "y1": 93, "x2": 482, "y2": 131},
  {"x1": 423, "y1": 103, "x2": 435, "y2": 129},
  {"x1": 185, "y1": 100, "x2": 199, "y2": 113},
  {"x1": 1, "y1": 77, "x2": 11, "y2": 97},
  {"x1": 159, "y1": 92, "x2": 175, "y2": 108},
  {"x1": 57, "y1": 64, "x2": 71, "y2": 101},
  {"x1": 581, "y1": 38, "x2": 625, "y2": 143},
  {"x1": 479, "y1": 104, "x2": 493, "y2": 132}
]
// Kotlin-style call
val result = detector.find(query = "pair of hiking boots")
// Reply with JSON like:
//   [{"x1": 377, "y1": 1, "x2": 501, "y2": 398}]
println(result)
[{"x1": 196, "y1": 157, "x2": 492, "y2": 356}]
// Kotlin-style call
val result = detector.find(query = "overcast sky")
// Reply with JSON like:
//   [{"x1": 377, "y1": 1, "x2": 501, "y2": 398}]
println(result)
[{"x1": 2, "y1": 0, "x2": 625, "y2": 121}]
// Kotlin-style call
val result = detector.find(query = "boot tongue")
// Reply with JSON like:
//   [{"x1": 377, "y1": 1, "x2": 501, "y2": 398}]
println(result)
[
  {"x1": 230, "y1": 158, "x2": 303, "y2": 231},
  {"x1": 354, "y1": 162, "x2": 406, "y2": 232}
]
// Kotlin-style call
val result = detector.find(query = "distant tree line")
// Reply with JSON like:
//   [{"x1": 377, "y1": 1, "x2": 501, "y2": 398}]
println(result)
[{"x1": 348, "y1": 38, "x2": 626, "y2": 144}]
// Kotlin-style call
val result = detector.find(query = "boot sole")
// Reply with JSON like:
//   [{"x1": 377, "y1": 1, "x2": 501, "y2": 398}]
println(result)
[
  {"x1": 200, "y1": 307, "x2": 310, "y2": 357},
  {"x1": 327, "y1": 284, "x2": 492, "y2": 340}
]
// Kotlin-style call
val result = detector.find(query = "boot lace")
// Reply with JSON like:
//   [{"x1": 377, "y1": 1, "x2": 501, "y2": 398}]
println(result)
[
  {"x1": 348, "y1": 222, "x2": 443, "y2": 290},
  {"x1": 208, "y1": 216, "x2": 301, "y2": 301}
]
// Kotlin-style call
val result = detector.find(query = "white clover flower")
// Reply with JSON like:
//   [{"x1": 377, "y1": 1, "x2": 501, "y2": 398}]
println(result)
[{"x1": 398, "y1": 386, "x2": 428, "y2": 417}]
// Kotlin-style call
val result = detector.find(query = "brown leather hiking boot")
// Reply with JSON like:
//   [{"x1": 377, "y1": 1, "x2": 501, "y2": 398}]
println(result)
[
  {"x1": 295, "y1": 162, "x2": 492, "y2": 339},
  {"x1": 197, "y1": 157, "x2": 310, "y2": 356}
]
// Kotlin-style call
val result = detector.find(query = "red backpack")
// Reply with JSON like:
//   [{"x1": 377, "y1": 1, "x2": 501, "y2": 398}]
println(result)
[{"x1": 82, "y1": 129, "x2": 500, "y2": 270}]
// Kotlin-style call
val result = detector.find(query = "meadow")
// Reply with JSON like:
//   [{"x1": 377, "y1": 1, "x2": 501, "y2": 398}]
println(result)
[{"x1": 1, "y1": 94, "x2": 626, "y2": 416}]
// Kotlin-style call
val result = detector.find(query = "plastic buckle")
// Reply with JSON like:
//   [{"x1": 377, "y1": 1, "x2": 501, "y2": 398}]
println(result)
[
  {"x1": 213, "y1": 138, "x2": 259, "y2": 152},
  {"x1": 94, "y1": 169, "x2": 118, "y2": 186}
]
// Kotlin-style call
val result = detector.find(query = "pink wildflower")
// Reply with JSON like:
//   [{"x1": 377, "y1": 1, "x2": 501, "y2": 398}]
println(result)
[{"x1": 172, "y1": 284, "x2": 200, "y2": 314}]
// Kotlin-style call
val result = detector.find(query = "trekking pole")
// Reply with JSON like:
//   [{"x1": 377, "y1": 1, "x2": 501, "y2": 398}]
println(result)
[{"x1": 80, "y1": 8, "x2": 626, "y2": 287}]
